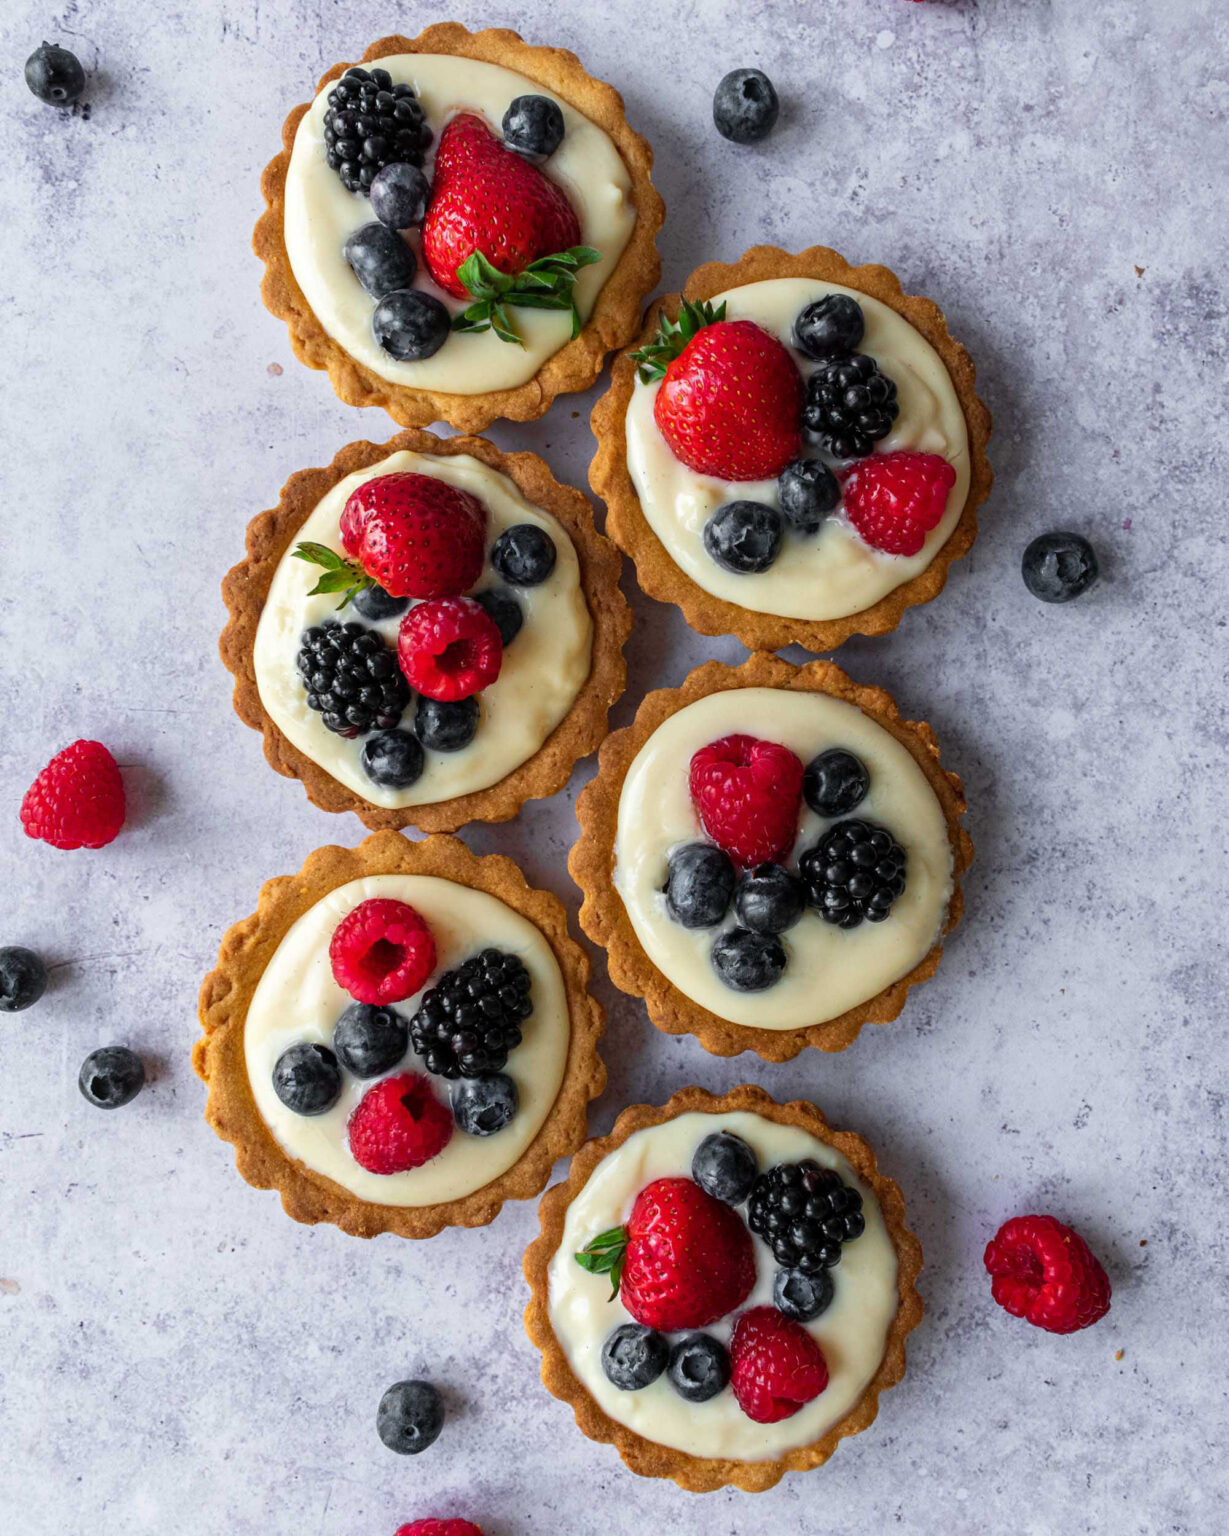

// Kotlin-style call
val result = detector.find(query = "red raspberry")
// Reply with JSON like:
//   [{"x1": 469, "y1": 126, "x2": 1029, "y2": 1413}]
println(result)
[
  {"x1": 339, "y1": 473, "x2": 487, "y2": 599},
  {"x1": 688, "y1": 735, "x2": 804, "y2": 867},
  {"x1": 398, "y1": 597, "x2": 502, "y2": 703},
  {"x1": 984, "y1": 1214, "x2": 1112, "y2": 1334},
  {"x1": 729, "y1": 1306, "x2": 829, "y2": 1424},
  {"x1": 329, "y1": 899, "x2": 436, "y2": 1005},
  {"x1": 20, "y1": 740, "x2": 126, "y2": 850},
  {"x1": 841, "y1": 450, "x2": 956, "y2": 557},
  {"x1": 395, "y1": 1524, "x2": 483, "y2": 1536},
  {"x1": 348, "y1": 1073, "x2": 452, "y2": 1175}
]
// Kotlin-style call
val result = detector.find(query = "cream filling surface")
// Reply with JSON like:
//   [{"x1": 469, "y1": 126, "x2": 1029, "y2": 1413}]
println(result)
[
  {"x1": 244, "y1": 874, "x2": 570, "y2": 1207},
  {"x1": 252, "y1": 449, "x2": 593, "y2": 809},
  {"x1": 284, "y1": 53, "x2": 637, "y2": 393},
  {"x1": 613, "y1": 688, "x2": 953, "y2": 1030},
  {"x1": 546, "y1": 1111, "x2": 899, "y2": 1461},
  {"x1": 624, "y1": 277, "x2": 971, "y2": 620}
]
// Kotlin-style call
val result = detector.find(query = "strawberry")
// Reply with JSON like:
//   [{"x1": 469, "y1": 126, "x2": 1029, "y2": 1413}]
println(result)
[
  {"x1": 841, "y1": 450, "x2": 957, "y2": 557},
  {"x1": 689, "y1": 735, "x2": 804, "y2": 867},
  {"x1": 729, "y1": 1306, "x2": 829, "y2": 1423},
  {"x1": 575, "y1": 1176, "x2": 756, "y2": 1332}
]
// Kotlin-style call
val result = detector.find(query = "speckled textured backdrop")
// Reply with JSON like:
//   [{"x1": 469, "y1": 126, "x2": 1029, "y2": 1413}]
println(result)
[{"x1": 2, "y1": 2, "x2": 1226, "y2": 1532}]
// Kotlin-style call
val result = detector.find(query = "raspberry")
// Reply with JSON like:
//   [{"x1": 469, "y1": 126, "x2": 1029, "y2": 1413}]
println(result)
[
  {"x1": 841, "y1": 450, "x2": 956, "y2": 557},
  {"x1": 329, "y1": 899, "x2": 436, "y2": 1006},
  {"x1": 729, "y1": 1305, "x2": 828, "y2": 1424},
  {"x1": 348, "y1": 1072, "x2": 452, "y2": 1175},
  {"x1": 340, "y1": 474, "x2": 487, "y2": 600},
  {"x1": 395, "y1": 1524, "x2": 483, "y2": 1536},
  {"x1": 984, "y1": 1214, "x2": 1112, "y2": 1335},
  {"x1": 20, "y1": 740, "x2": 126, "y2": 850},
  {"x1": 688, "y1": 735, "x2": 804, "y2": 868},
  {"x1": 398, "y1": 597, "x2": 503, "y2": 703}
]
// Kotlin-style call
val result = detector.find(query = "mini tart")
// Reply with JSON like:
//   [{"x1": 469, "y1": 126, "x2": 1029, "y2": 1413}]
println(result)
[
  {"x1": 524, "y1": 1085, "x2": 923, "y2": 1493},
  {"x1": 569, "y1": 652, "x2": 971, "y2": 1061},
  {"x1": 195, "y1": 832, "x2": 606, "y2": 1239},
  {"x1": 256, "y1": 25, "x2": 664, "y2": 433},
  {"x1": 590, "y1": 244, "x2": 993, "y2": 652},
  {"x1": 222, "y1": 427, "x2": 631, "y2": 832}
]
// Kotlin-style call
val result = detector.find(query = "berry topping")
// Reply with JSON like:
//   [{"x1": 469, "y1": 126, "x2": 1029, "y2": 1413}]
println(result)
[
  {"x1": 414, "y1": 696, "x2": 480, "y2": 754},
  {"x1": 339, "y1": 473, "x2": 487, "y2": 601},
  {"x1": 729, "y1": 1306, "x2": 828, "y2": 1424},
  {"x1": 747, "y1": 1160, "x2": 866, "y2": 1273},
  {"x1": 703, "y1": 500, "x2": 784, "y2": 574},
  {"x1": 668, "y1": 1333, "x2": 731, "y2": 1403},
  {"x1": 984, "y1": 1214, "x2": 1111, "y2": 1334},
  {"x1": 502, "y1": 94, "x2": 566, "y2": 160},
  {"x1": 450, "y1": 1073, "x2": 519, "y2": 1136},
  {"x1": 0, "y1": 947, "x2": 47, "y2": 1013},
  {"x1": 323, "y1": 67, "x2": 432, "y2": 194},
  {"x1": 803, "y1": 748, "x2": 870, "y2": 818},
  {"x1": 793, "y1": 294, "x2": 865, "y2": 360},
  {"x1": 691, "y1": 1131, "x2": 758, "y2": 1206},
  {"x1": 398, "y1": 597, "x2": 503, "y2": 703},
  {"x1": 329, "y1": 898, "x2": 436, "y2": 1006},
  {"x1": 689, "y1": 734, "x2": 804, "y2": 868},
  {"x1": 664, "y1": 842, "x2": 736, "y2": 929},
  {"x1": 25, "y1": 42, "x2": 85, "y2": 105},
  {"x1": 372, "y1": 289, "x2": 452, "y2": 362},
  {"x1": 735, "y1": 863, "x2": 806, "y2": 935},
  {"x1": 361, "y1": 729, "x2": 425, "y2": 790},
  {"x1": 1022, "y1": 531, "x2": 1099, "y2": 603},
  {"x1": 20, "y1": 740, "x2": 126, "y2": 851},
  {"x1": 78, "y1": 1046, "x2": 145, "y2": 1110},
  {"x1": 377, "y1": 1379, "x2": 445, "y2": 1455},
  {"x1": 773, "y1": 1266, "x2": 835, "y2": 1324},
  {"x1": 601, "y1": 1323, "x2": 669, "y2": 1391},
  {"x1": 410, "y1": 948, "x2": 533, "y2": 1079},
  {"x1": 473, "y1": 588, "x2": 524, "y2": 646},
  {"x1": 349, "y1": 1072, "x2": 452, "y2": 1175},
  {"x1": 297, "y1": 621, "x2": 410, "y2": 739},
  {"x1": 396, "y1": 1523, "x2": 482, "y2": 1536},
  {"x1": 575, "y1": 1176, "x2": 756, "y2": 1332},
  {"x1": 333, "y1": 1002, "x2": 409, "y2": 1079},
  {"x1": 370, "y1": 162, "x2": 431, "y2": 230},
  {"x1": 841, "y1": 450, "x2": 956, "y2": 556},
  {"x1": 344, "y1": 222, "x2": 416, "y2": 300},
  {"x1": 803, "y1": 352, "x2": 899, "y2": 461},
  {"x1": 777, "y1": 457, "x2": 841, "y2": 534},
  {"x1": 352, "y1": 582, "x2": 410, "y2": 622},
  {"x1": 711, "y1": 927, "x2": 787, "y2": 992},
  {"x1": 799, "y1": 818, "x2": 907, "y2": 928},
  {"x1": 490, "y1": 524, "x2": 557, "y2": 587},
  {"x1": 712, "y1": 68, "x2": 780, "y2": 144},
  {"x1": 272, "y1": 1042, "x2": 344, "y2": 1115}
]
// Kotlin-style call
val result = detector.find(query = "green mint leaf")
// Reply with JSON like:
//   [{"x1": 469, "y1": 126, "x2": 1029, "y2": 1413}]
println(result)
[{"x1": 292, "y1": 541, "x2": 346, "y2": 570}]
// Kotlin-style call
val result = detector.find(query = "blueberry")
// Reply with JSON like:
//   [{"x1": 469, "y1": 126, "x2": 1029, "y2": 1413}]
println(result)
[
  {"x1": 803, "y1": 748, "x2": 870, "y2": 818},
  {"x1": 352, "y1": 582, "x2": 410, "y2": 621},
  {"x1": 451, "y1": 1073, "x2": 519, "y2": 1136},
  {"x1": 667, "y1": 1334, "x2": 731, "y2": 1403},
  {"x1": 712, "y1": 67, "x2": 779, "y2": 144},
  {"x1": 773, "y1": 1265, "x2": 834, "y2": 1323},
  {"x1": 711, "y1": 927, "x2": 786, "y2": 991},
  {"x1": 271, "y1": 1042, "x2": 342, "y2": 1115},
  {"x1": 333, "y1": 1003, "x2": 408, "y2": 1078},
  {"x1": 414, "y1": 696, "x2": 479, "y2": 753},
  {"x1": 601, "y1": 1324, "x2": 669, "y2": 1391},
  {"x1": 25, "y1": 42, "x2": 85, "y2": 105},
  {"x1": 370, "y1": 162, "x2": 431, "y2": 230},
  {"x1": 377, "y1": 1379, "x2": 444, "y2": 1455},
  {"x1": 473, "y1": 588, "x2": 524, "y2": 646},
  {"x1": 78, "y1": 1047, "x2": 145, "y2": 1110},
  {"x1": 491, "y1": 524, "x2": 557, "y2": 587},
  {"x1": 793, "y1": 294, "x2": 865, "y2": 360},
  {"x1": 0, "y1": 947, "x2": 47, "y2": 1012},
  {"x1": 372, "y1": 289, "x2": 451, "y2": 362},
  {"x1": 777, "y1": 458, "x2": 841, "y2": 534},
  {"x1": 664, "y1": 843, "x2": 736, "y2": 929},
  {"x1": 344, "y1": 222, "x2": 417, "y2": 300},
  {"x1": 1022, "y1": 531, "x2": 1099, "y2": 603},
  {"x1": 735, "y1": 863, "x2": 806, "y2": 935},
  {"x1": 692, "y1": 1131, "x2": 758, "y2": 1205},
  {"x1": 361, "y1": 729, "x2": 425, "y2": 789},
  {"x1": 502, "y1": 94, "x2": 565, "y2": 160},
  {"x1": 703, "y1": 501, "x2": 783, "y2": 575}
]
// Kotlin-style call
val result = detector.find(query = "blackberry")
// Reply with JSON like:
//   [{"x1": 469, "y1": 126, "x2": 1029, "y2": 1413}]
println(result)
[
  {"x1": 802, "y1": 353, "x2": 898, "y2": 460},
  {"x1": 747, "y1": 1160, "x2": 865, "y2": 1273},
  {"x1": 410, "y1": 948, "x2": 533, "y2": 1079},
  {"x1": 296, "y1": 620, "x2": 410, "y2": 739},
  {"x1": 323, "y1": 66, "x2": 433, "y2": 194},
  {"x1": 798, "y1": 818, "x2": 906, "y2": 929}
]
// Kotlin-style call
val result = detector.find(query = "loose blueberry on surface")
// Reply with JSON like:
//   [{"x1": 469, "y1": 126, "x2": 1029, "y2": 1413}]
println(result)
[
  {"x1": 793, "y1": 294, "x2": 865, "y2": 360},
  {"x1": 777, "y1": 457, "x2": 841, "y2": 535},
  {"x1": 451, "y1": 1072, "x2": 519, "y2": 1136},
  {"x1": 271, "y1": 1041, "x2": 343, "y2": 1115},
  {"x1": 372, "y1": 289, "x2": 451, "y2": 362},
  {"x1": 352, "y1": 582, "x2": 410, "y2": 622},
  {"x1": 490, "y1": 524, "x2": 557, "y2": 587},
  {"x1": 692, "y1": 1131, "x2": 758, "y2": 1205},
  {"x1": 799, "y1": 818, "x2": 906, "y2": 928},
  {"x1": 774, "y1": 1265, "x2": 835, "y2": 1323},
  {"x1": 377, "y1": 1379, "x2": 444, "y2": 1455},
  {"x1": 414, "y1": 696, "x2": 479, "y2": 754},
  {"x1": 361, "y1": 729, "x2": 425, "y2": 790},
  {"x1": 344, "y1": 222, "x2": 417, "y2": 300},
  {"x1": 803, "y1": 748, "x2": 870, "y2": 818},
  {"x1": 664, "y1": 842, "x2": 736, "y2": 929},
  {"x1": 333, "y1": 1003, "x2": 409, "y2": 1078},
  {"x1": 1021, "y1": 531, "x2": 1099, "y2": 603},
  {"x1": 502, "y1": 93, "x2": 565, "y2": 160},
  {"x1": 711, "y1": 927, "x2": 787, "y2": 991},
  {"x1": 0, "y1": 946, "x2": 47, "y2": 1012},
  {"x1": 473, "y1": 588, "x2": 524, "y2": 646},
  {"x1": 25, "y1": 42, "x2": 85, "y2": 105},
  {"x1": 712, "y1": 67, "x2": 779, "y2": 144},
  {"x1": 78, "y1": 1046, "x2": 145, "y2": 1110},
  {"x1": 601, "y1": 1324, "x2": 669, "y2": 1391},
  {"x1": 370, "y1": 162, "x2": 431, "y2": 229},
  {"x1": 703, "y1": 501, "x2": 784, "y2": 574},
  {"x1": 668, "y1": 1334, "x2": 731, "y2": 1404},
  {"x1": 735, "y1": 863, "x2": 806, "y2": 935}
]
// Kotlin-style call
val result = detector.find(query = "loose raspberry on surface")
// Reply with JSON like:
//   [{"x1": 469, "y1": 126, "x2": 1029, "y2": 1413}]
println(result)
[
  {"x1": 729, "y1": 1305, "x2": 829, "y2": 1424},
  {"x1": 329, "y1": 899, "x2": 436, "y2": 1006},
  {"x1": 341, "y1": 473, "x2": 487, "y2": 600},
  {"x1": 20, "y1": 740, "x2": 126, "y2": 850},
  {"x1": 398, "y1": 597, "x2": 503, "y2": 702},
  {"x1": 984, "y1": 1214, "x2": 1112, "y2": 1334},
  {"x1": 348, "y1": 1072, "x2": 452, "y2": 1175},
  {"x1": 689, "y1": 735, "x2": 804, "y2": 868},
  {"x1": 841, "y1": 450, "x2": 957, "y2": 557},
  {"x1": 395, "y1": 1523, "x2": 483, "y2": 1536}
]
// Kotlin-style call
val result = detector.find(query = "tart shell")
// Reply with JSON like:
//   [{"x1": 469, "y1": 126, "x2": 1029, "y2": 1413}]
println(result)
[
  {"x1": 590, "y1": 244, "x2": 994, "y2": 652},
  {"x1": 568, "y1": 651, "x2": 972, "y2": 1061},
  {"x1": 523, "y1": 1084, "x2": 924, "y2": 1493},
  {"x1": 195, "y1": 831, "x2": 607, "y2": 1240},
  {"x1": 255, "y1": 24, "x2": 665, "y2": 433},
  {"x1": 221, "y1": 426, "x2": 632, "y2": 832}
]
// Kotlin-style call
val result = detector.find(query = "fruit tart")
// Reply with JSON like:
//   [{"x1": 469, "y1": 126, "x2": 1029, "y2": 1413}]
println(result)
[
  {"x1": 524, "y1": 1085, "x2": 922, "y2": 1492},
  {"x1": 591, "y1": 244, "x2": 993, "y2": 652},
  {"x1": 222, "y1": 427, "x2": 630, "y2": 831},
  {"x1": 570, "y1": 651, "x2": 970, "y2": 1061},
  {"x1": 256, "y1": 25, "x2": 664, "y2": 433},
  {"x1": 195, "y1": 833, "x2": 605, "y2": 1238}
]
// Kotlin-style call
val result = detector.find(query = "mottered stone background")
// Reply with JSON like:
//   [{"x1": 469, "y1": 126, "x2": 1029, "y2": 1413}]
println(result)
[{"x1": 1, "y1": 1, "x2": 1225, "y2": 1533}]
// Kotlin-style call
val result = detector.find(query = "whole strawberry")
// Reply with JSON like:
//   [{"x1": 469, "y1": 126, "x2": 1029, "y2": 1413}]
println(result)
[
  {"x1": 984, "y1": 1214, "x2": 1111, "y2": 1335},
  {"x1": 841, "y1": 450, "x2": 956, "y2": 557},
  {"x1": 348, "y1": 473, "x2": 487, "y2": 598},
  {"x1": 20, "y1": 740, "x2": 126, "y2": 850},
  {"x1": 575, "y1": 1176, "x2": 756, "y2": 1332},
  {"x1": 729, "y1": 1305, "x2": 829, "y2": 1423},
  {"x1": 689, "y1": 734, "x2": 804, "y2": 867}
]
